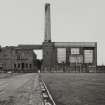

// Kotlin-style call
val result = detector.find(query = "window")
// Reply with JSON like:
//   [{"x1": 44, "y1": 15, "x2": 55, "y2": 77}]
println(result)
[
  {"x1": 30, "y1": 64, "x2": 32, "y2": 68},
  {"x1": 17, "y1": 55, "x2": 21, "y2": 60},
  {"x1": 71, "y1": 48, "x2": 79, "y2": 54},
  {"x1": 84, "y1": 50, "x2": 93, "y2": 63},
  {"x1": 14, "y1": 64, "x2": 16, "y2": 68},
  {"x1": 57, "y1": 48, "x2": 66, "y2": 63},
  {"x1": 18, "y1": 64, "x2": 20, "y2": 68},
  {"x1": 69, "y1": 55, "x2": 83, "y2": 63},
  {"x1": 26, "y1": 64, "x2": 28, "y2": 68},
  {"x1": 22, "y1": 63, "x2": 24, "y2": 69}
]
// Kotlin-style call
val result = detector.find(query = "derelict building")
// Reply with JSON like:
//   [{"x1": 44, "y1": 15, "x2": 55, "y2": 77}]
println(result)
[
  {"x1": 0, "y1": 3, "x2": 97, "y2": 73},
  {"x1": 42, "y1": 3, "x2": 97, "y2": 72}
]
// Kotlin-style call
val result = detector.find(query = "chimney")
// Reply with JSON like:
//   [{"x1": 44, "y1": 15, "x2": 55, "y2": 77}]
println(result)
[{"x1": 44, "y1": 3, "x2": 51, "y2": 42}]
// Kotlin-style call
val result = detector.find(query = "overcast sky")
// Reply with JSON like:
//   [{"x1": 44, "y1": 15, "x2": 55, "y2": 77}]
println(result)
[{"x1": 0, "y1": 0, "x2": 105, "y2": 64}]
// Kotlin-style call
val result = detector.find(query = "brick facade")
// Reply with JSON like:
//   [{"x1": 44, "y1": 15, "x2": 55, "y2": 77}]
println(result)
[{"x1": 0, "y1": 46, "x2": 37, "y2": 72}]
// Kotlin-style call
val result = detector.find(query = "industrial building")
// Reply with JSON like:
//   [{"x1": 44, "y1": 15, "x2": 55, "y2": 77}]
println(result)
[
  {"x1": 41, "y1": 3, "x2": 97, "y2": 72},
  {"x1": 0, "y1": 3, "x2": 97, "y2": 73},
  {"x1": 0, "y1": 46, "x2": 37, "y2": 72}
]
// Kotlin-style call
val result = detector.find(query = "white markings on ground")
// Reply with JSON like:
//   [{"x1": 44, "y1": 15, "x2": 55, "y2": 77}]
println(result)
[{"x1": 40, "y1": 79, "x2": 56, "y2": 105}]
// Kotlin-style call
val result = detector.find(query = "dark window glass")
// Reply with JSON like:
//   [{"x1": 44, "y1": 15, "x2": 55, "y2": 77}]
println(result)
[
  {"x1": 18, "y1": 64, "x2": 20, "y2": 68},
  {"x1": 30, "y1": 64, "x2": 32, "y2": 68},
  {"x1": 14, "y1": 64, "x2": 16, "y2": 68}
]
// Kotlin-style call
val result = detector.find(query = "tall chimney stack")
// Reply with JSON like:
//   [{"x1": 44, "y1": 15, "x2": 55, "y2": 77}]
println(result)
[{"x1": 44, "y1": 3, "x2": 51, "y2": 42}]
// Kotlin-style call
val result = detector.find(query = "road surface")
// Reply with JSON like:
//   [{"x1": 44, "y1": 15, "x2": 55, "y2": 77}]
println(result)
[{"x1": 0, "y1": 73, "x2": 42, "y2": 105}]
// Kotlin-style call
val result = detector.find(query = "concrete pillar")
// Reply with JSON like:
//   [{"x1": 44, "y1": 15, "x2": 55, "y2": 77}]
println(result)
[
  {"x1": 94, "y1": 42, "x2": 97, "y2": 66},
  {"x1": 94, "y1": 42, "x2": 97, "y2": 72},
  {"x1": 66, "y1": 48, "x2": 70, "y2": 64}
]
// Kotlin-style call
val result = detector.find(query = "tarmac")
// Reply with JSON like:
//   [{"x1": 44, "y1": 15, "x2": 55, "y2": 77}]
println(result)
[{"x1": 0, "y1": 73, "x2": 42, "y2": 105}]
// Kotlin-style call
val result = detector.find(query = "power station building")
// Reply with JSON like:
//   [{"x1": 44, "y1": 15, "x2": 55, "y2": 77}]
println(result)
[
  {"x1": 0, "y1": 3, "x2": 97, "y2": 73},
  {"x1": 41, "y1": 3, "x2": 97, "y2": 72}
]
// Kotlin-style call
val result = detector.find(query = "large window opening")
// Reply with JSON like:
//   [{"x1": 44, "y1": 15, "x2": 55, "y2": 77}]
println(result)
[
  {"x1": 57, "y1": 48, "x2": 66, "y2": 63},
  {"x1": 84, "y1": 50, "x2": 93, "y2": 63}
]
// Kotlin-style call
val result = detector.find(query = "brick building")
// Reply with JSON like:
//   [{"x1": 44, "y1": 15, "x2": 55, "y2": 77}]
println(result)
[
  {"x1": 0, "y1": 3, "x2": 97, "y2": 73},
  {"x1": 0, "y1": 46, "x2": 37, "y2": 72},
  {"x1": 42, "y1": 3, "x2": 97, "y2": 72}
]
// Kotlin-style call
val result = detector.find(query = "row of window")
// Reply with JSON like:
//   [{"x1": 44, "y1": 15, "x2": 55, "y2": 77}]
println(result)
[
  {"x1": 57, "y1": 48, "x2": 93, "y2": 63},
  {"x1": 14, "y1": 63, "x2": 32, "y2": 69}
]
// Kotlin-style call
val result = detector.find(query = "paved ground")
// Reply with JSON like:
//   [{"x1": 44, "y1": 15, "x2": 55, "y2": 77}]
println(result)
[
  {"x1": 0, "y1": 73, "x2": 42, "y2": 105},
  {"x1": 41, "y1": 73, "x2": 105, "y2": 105}
]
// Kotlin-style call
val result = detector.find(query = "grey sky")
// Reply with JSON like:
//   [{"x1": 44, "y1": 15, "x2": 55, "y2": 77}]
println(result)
[{"x1": 0, "y1": 0, "x2": 105, "y2": 64}]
